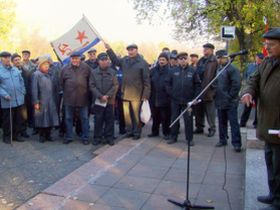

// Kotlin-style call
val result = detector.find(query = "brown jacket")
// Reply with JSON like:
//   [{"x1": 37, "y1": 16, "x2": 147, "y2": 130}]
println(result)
[
  {"x1": 60, "y1": 62, "x2": 91, "y2": 107},
  {"x1": 241, "y1": 58, "x2": 280, "y2": 144},
  {"x1": 198, "y1": 55, "x2": 218, "y2": 101}
]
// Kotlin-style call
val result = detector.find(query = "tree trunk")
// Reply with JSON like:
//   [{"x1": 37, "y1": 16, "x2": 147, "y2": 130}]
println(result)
[{"x1": 235, "y1": 27, "x2": 247, "y2": 70}]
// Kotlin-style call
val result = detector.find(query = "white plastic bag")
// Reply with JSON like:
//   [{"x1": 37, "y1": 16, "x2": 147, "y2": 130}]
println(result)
[{"x1": 140, "y1": 100, "x2": 151, "y2": 124}]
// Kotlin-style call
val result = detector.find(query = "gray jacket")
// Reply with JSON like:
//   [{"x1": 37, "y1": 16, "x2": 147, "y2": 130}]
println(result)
[
  {"x1": 90, "y1": 67, "x2": 119, "y2": 105},
  {"x1": 31, "y1": 70, "x2": 59, "y2": 127},
  {"x1": 107, "y1": 49, "x2": 150, "y2": 101}
]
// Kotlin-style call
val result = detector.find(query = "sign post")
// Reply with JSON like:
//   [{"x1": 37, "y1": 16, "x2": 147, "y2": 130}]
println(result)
[{"x1": 221, "y1": 26, "x2": 236, "y2": 52}]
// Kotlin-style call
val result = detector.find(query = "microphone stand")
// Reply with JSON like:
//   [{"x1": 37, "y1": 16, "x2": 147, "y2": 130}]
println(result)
[{"x1": 167, "y1": 57, "x2": 235, "y2": 210}]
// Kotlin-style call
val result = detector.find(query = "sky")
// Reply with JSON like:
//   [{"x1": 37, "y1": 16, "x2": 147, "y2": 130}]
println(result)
[{"x1": 15, "y1": 0, "x2": 176, "y2": 44}]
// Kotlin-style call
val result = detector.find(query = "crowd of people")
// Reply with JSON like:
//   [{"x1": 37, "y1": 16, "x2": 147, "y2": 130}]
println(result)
[
  {"x1": 0, "y1": 27, "x2": 280, "y2": 210},
  {"x1": 0, "y1": 40, "x2": 259, "y2": 150},
  {"x1": 0, "y1": 39, "x2": 269, "y2": 151}
]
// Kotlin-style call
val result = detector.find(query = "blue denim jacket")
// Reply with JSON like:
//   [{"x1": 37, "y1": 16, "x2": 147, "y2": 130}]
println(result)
[{"x1": 0, "y1": 64, "x2": 26, "y2": 108}]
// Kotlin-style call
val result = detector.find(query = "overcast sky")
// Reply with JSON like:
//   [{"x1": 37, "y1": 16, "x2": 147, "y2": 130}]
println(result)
[{"x1": 15, "y1": 0, "x2": 176, "y2": 44}]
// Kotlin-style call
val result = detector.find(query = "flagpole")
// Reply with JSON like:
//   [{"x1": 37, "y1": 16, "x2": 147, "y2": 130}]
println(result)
[
  {"x1": 50, "y1": 42, "x2": 63, "y2": 64},
  {"x1": 82, "y1": 14, "x2": 105, "y2": 43}
]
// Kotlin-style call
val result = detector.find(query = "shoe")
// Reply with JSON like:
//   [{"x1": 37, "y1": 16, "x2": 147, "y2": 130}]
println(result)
[
  {"x1": 259, "y1": 205, "x2": 279, "y2": 210},
  {"x1": 3, "y1": 137, "x2": 11, "y2": 144},
  {"x1": 107, "y1": 140, "x2": 115, "y2": 146},
  {"x1": 39, "y1": 136, "x2": 45, "y2": 143},
  {"x1": 257, "y1": 195, "x2": 274, "y2": 204},
  {"x1": 215, "y1": 142, "x2": 227, "y2": 147},
  {"x1": 46, "y1": 136, "x2": 54, "y2": 142},
  {"x1": 63, "y1": 139, "x2": 72, "y2": 144},
  {"x1": 13, "y1": 135, "x2": 25, "y2": 142},
  {"x1": 21, "y1": 132, "x2": 30, "y2": 138},
  {"x1": 167, "y1": 139, "x2": 177, "y2": 144},
  {"x1": 32, "y1": 129, "x2": 39, "y2": 135},
  {"x1": 188, "y1": 140, "x2": 194, "y2": 146},
  {"x1": 208, "y1": 129, "x2": 215, "y2": 137},
  {"x1": 234, "y1": 146, "x2": 242, "y2": 153},
  {"x1": 119, "y1": 130, "x2": 126, "y2": 135},
  {"x1": 163, "y1": 135, "x2": 170, "y2": 140},
  {"x1": 133, "y1": 135, "x2": 140, "y2": 140},
  {"x1": 148, "y1": 133, "x2": 159, "y2": 138},
  {"x1": 124, "y1": 132, "x2": 134, "y2": 138},
  {"x1": 240, "y1": 124, "x2": 246, "y2": 127},
  {"x1": 83, "y1": 140, "x2": 90, "y2": 145},
  {"x1": 194, "y1": 128, "x2": 203, "y2": 134},
  {"x1": 92, "y1": 140, "x2": 101, "y2": 146}
]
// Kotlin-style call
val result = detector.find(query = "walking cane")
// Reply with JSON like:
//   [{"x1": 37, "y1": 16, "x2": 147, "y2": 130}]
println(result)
[{"x1": 9, "y1": 100, "x2": 13, "y2": 146}]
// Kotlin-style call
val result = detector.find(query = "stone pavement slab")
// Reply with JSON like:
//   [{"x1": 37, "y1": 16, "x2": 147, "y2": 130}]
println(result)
[
  {"x1": 18, "y1": 121, "x2": 246, "y2": 210},
  {"x1": 245, "y1": 128, "x2": 268, "y2": 210}
]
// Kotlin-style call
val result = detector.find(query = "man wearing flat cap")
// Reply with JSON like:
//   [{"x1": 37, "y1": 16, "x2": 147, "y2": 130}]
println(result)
[
  {"x1": 60, "y1": 52, "x2": 91, "y2": 145},
  {"x1": 90, "y1": 52, "x2": 119, "y2": 146},
  {"x1": 0, "y1": 51, "x2": 26, "y2": 144},
  {"x1": 194, "y1": 43, "x2": 218, "y2": 138},
  {"x1": 240, "y1": 52, "x2": 264, "y2": 128},
  {"x1": 11, "y1": 53, "x2": 30, "y2": 138},
  {"x1": 104, "y1": 42, "x2": 150, "y2": 140},
  {"x1": 214, "y1": 50, "x2": 242, "y2": 152},
  {"x1": 241, "y1": 27, "x2": 280, "y2": 210},
  {"x1": 86, "y1": 48, "x2": 98, "y2": 70},
  {"x1": 190, "y1": 54, "x2": 199, "y2": 70},
  {"x1": 165, "y1": 52, "x2": 201, "y2": 145},
  {"x1": 22, "y1": 50, "x2": 36, "y2": 72},
  {"x1": 21, "y1": 50, "x2": 37, "y2": 130}
]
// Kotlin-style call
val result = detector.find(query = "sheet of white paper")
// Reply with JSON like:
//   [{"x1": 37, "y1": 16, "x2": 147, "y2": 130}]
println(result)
[
  {"x1": 268, "y1": 129, "x2": 280, "y2": 135},
  {"x1": 95, "y1": 98, "x2": 107, "y2": 107}
]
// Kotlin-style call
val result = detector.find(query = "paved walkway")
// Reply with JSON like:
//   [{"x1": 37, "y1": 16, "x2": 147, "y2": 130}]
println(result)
[{"x1": 17, "y1": 123, "x2": 246, "y2": 210}]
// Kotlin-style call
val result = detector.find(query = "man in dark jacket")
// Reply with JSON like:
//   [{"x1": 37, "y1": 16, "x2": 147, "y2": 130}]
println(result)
[
  {"x1": 195, "y1": 43, "x2": 218, "y2": 137},
  {"x1": 104, "y1": 43, "x2": 150, "y2": 140},
  {"x1": 90, "y1": 53, "x2": 119, "y2": 146},
  {"x1": 165, "y1": 52, "x2": 201, "y2": 145},
  {"x1": 21, "y1": 50, "x2": 37, "y2": 131},
  {"x1": 11, "y1": 53, "x2": 30, "y2": 138},
  {"x1": 148, "y1": 52, "x2": 171, "y2": 139},
  {"x1": 241, "y1": 28, "x2": 280, "y2": 210},
  {"x1": 60, "y1": 52, "x2": 91, "y2": 145},
  {"x1": 240, "y1": 53, "x2": 264, "y2": 128},
  {"x1": 85, "y1": 48, "x2": 98, "y2": 70},
  {"x1": 214, "y1": 50, "x2": 242, "y2": 152}
]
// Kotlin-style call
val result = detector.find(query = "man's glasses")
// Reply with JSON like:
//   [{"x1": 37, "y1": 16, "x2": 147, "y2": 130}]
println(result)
[
  {"x1": 178, "y1": 57, "x2": 188, "y2": 60},
  {"x1": 263, "y1": 42, "x2": 278, "y2": 48}
]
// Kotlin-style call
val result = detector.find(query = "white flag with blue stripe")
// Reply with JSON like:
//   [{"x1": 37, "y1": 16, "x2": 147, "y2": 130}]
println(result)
[{"x1": 51, "y1": 16, "x2": 101, "y2": 64}]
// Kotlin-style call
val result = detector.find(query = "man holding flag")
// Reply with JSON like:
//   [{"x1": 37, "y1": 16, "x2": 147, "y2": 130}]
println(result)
[{"x1": 104, "y1": 43, "x2": 150, "y2": 140}]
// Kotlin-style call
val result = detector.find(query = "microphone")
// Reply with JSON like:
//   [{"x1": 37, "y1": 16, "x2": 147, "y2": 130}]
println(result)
[{"x1": 228, "y1": 50, "x2": 248, "y2": 58}]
